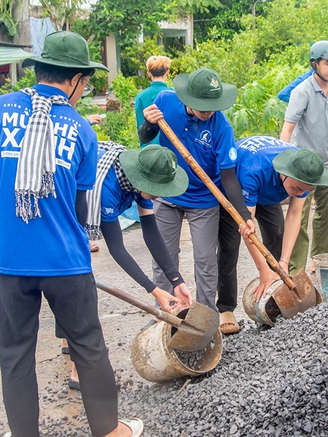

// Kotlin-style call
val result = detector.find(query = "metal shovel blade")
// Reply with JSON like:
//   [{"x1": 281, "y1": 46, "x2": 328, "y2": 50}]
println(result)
[
  {"x1": 95, "y1": 279, "x2": 219, "y2": 352},
  {"x1": 167, "y1": 302, "x2": 219, "y2": 351},
  {"x1": 271, "y1": 269, "x2": 318, "y2": 319}
]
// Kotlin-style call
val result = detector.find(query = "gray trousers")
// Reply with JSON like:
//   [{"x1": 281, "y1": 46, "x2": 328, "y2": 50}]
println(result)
[{"x1": 153, "y1": 200, "x2": 220, "y2": 311}]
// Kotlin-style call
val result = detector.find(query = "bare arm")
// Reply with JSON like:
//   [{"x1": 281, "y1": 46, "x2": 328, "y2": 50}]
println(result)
[
  {"x1": 280, "y1": 121, "x2": 297, "y2": 143},
  {"x1": 240, "y1": 206, "x2": 279, "y2": 301},
  {"x1": 280, "y1": 196, "x2": 306, "y2": 264}
]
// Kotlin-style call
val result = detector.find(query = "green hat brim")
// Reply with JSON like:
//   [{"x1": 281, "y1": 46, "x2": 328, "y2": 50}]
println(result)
[
  {"x1": 173, "y1": 73, "x2": 238, "y2": 111},
  {"x1": 273, "y1": 149, "x2": 328, "y2": 186},
  {"x1": 22, "y1": 56, "x2": 109, "y2": 72},
  {"x1": 119, "y1": 149, "x2": 189, "y2": 197}
]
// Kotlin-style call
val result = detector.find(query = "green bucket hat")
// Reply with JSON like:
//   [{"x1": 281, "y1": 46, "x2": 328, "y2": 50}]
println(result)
[
  {"x1": 22, "y1": 31, "x2": 109, "y2": 72},
  {"x1": 119, "y1": 145, "x2": 188, "y2": 197},
  {"x1": 273, "y1": 148, "x2": 328, "y2": 186},
  {"x1": 173, "y1": 68, "x2": 238, "y2": 112}
]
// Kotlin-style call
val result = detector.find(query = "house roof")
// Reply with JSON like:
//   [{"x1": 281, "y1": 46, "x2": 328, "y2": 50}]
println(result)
[{"x1": 0, "y1": 43, "x2": 33, "y2": 66}]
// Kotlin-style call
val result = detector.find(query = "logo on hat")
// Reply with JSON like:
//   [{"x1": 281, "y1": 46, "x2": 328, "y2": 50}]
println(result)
[
  {"x1": 210, "y1": 77, "x2": 220, "y2": 91},
  {"x1": 171, "y1": 159, "x2": 177, "y2": 174},
  {"x1": 173, "y1": 68, "x2": 238, "y2": 112}
]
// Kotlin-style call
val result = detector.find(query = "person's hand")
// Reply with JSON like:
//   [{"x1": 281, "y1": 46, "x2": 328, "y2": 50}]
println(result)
[
  {"x1": 150, "y1": 287, "x2": 179, "y2": 312},
  {"x1": 252, "y1": 268, "x2": 280, "y2": 303},
  {"x1": 239, "y1": 219, "x2": 255, "y2": 241},
  {"x1": 246, "y1": 218, "x2": 255, "y2": 235},
  {"x1": 240, "y1": 219, "x2": 255, "y2": 236},
  {"x1": 86, "y1": 114, "x2": 102, "y2": 125},
  {"x1": 173, "y1": 282, "x2": 193, "y2": 308},
  {"x1": 143, "y1": 104, "x2": 163, "y2": 124}
]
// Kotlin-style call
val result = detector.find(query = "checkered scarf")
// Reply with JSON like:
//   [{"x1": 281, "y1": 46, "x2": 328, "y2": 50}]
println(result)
[
  {"x1": 16, "y1": 87, "x2": 70, "y2": 223},
  {"x1": 85, "y1": 141, "x2": 136, "y2": 240}
]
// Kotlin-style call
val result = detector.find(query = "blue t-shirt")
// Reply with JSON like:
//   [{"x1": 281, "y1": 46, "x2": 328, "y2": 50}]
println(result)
[
  {"x1": 98, "y1": 149, "x2": 153, "y2": 222},
  {"x1": 153, "y1": 90, "x2": 237, "y2": 208},
  {"x1": 0, "y1": 84, "x2": 97, "y2": 276},
  {"x1": 277, "y1": 69, "x2": 313, "y2": 103},
  {"x1": 236, "y1": 136, "x2": 306, "y2": 206}
]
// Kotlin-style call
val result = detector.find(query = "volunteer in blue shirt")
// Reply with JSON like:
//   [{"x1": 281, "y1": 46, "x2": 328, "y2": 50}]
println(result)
[
  {"x1": 220, "y1": 136, "x2": 328, "y2": 309},
  {"x1": 85, "y1": 143, "x2": 192, "y2": 312},
  {"x1": 0, "y1": 30, "x2": 144, "y2": 437},
  {"x1": 61, "y1": 143, "x2": 192, "y2": 391},
  {"x1": 138, "y1": 67, "x2": 255, "y2": 334}
]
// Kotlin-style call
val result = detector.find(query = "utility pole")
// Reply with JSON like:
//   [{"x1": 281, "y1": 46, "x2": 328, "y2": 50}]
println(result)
[{"x1": 252, "y1": 0, "x2": 266, "y2": 30}]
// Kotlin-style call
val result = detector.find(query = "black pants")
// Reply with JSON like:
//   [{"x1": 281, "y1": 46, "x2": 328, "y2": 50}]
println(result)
[
  {"x1": 0, "y1": 273, "x2": 117, "y2": 437},
  {"x1": 217, "y1": 203, "x2": 284, "y2": 312}
]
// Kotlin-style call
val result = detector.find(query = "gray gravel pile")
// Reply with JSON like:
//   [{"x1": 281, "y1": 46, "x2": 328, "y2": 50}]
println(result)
[
  {"x1": 36, "y1": 302, "x2": 328, "y2": 436},
  {"x1": 117, "y1": 303, "x2": 328, "y2": 437}
]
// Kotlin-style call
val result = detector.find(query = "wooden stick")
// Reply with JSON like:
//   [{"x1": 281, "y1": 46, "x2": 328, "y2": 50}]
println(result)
[{"x1": 157, "y1": 118, "x2": 296, "y2": 290}]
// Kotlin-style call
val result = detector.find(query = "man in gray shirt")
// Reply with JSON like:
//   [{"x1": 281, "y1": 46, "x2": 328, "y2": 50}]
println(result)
[{"x1": 280, "y1": 40, "x2": 328, "y2": 274}]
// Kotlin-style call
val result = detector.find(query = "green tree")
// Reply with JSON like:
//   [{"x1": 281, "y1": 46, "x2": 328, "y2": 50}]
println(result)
[
  {"x1": 38, "y1": 0, "x2": 85, "y2": 31},
  {"x1": 0, "y1": 0, "x2": 22, "y2": 38},
  {"x1": 193, "y1": 0, "x2": 269, "y2": 42},
  {"x1": 88, "y1": 0, "x2": 169, "y2": 46}
]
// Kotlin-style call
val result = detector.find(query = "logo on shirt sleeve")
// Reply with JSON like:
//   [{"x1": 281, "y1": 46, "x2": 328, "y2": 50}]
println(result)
[{"x1": 229, "y1": 147, "x2": 237, "y2": 161}]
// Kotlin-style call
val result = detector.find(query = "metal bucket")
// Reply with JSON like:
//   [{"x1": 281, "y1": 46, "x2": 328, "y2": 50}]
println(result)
[
  {"x1": 242, "y1": 278, "x2": 283, "y2": 327},
  {"x1": 131, "y1": 317, "x2": 222, "y2": 383},
  {"x1": 313, "y1": 254, "x2": 328, "y2": 302}
]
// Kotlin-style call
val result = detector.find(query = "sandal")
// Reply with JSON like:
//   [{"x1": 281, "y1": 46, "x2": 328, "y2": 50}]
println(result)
[
  {"x1": 118, "y1": 418, "x2": 144, "y2": 437},
  {"x1": 69, "y1": 379, "x2": 80, "y2": 391},
  {"x1": 219, "y1": 311, "x2": 240, "y2": 335},
  {"x1": 62, "y1": 346, "x2": 70, "y2": 354}
]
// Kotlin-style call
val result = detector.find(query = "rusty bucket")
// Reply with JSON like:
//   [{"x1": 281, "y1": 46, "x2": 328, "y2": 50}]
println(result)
[
  {"x1": 131, "y1": 310, "x2": 222, "y2": 383},
  {"x1": 243, "y1": 275, "x2": 323, "y2": 327},
  {"x1": 242, "y1": 278, "x2": 283, "y2": 327},
  {"x1": 313, "y1": 253, "x2": 328, "y2": 302}
]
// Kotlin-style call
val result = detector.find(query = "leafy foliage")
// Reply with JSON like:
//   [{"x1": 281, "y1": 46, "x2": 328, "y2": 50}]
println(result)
[
  {"x1": 6, "y1": 0, "x2": 328, "y2": 145},
  {"x1": 88, "y1": 0, "x2": 169, "y2": 46},
  {"x1": 37, "y1": 0, "x2": 85, "y2": 31},
  {"x1": 93, "y1": 73, "x2": 139, "y2": 148},
  {"x1": 0, "y1": 0, "x2": 22, "y2": 38},
  {"x1": 90, "y1": 70, "x2": 109, "y2": 95},
  {"x1": 0, "y1": 69, "x2": 37, "y2": 94},
  {"x1": 121, "y1": 37, "x2": 170, "y2": 77}
]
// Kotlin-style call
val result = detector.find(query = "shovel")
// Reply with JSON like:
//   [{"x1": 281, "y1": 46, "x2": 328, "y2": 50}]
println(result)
[
  {"x1": 157, "y1": 118, "x2": 318, "y2": 319},
  {"x1": 95, "y1": 279, "x2": 219, "y2": 352}
]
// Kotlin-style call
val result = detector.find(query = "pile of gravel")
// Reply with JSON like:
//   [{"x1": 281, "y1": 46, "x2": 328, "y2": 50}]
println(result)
[
  {"x1": 117, "y1": 302, "x2": 328, "y2": 437},
  {"x1": 17, "y1": 302, "x2": 328, "y2": 437}
]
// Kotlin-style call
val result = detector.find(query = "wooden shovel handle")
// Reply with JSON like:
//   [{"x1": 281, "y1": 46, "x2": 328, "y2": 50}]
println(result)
[
  {"x1": 157, "y1": 118, "x2": 296, "y2": 290},
  {"x1": 95, "y1": 279, "x2": 183, "y2": 328}
]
